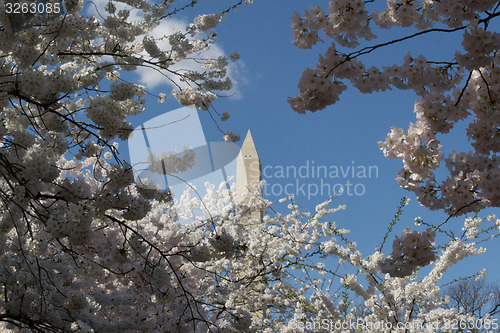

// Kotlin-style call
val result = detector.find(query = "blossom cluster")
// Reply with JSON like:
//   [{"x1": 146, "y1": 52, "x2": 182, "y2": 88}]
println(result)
[
  {"x1": 380, "y1": 227, "x2": 437, "y2": 278},
  {"x1": 194, "y1": 14, "x2": 222, "y2": 32}
]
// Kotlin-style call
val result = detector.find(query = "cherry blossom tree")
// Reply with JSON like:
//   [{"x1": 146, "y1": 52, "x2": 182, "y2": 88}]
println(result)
[
  {"x1": 0, "y1": 0, "x2": 271, "y2": 331},
  {"x1": 289, "y1": 0, "x2": 500, "y2": 216},
  {"x1": 286, "y1": 2, "x2": 500, "y2": 329}
]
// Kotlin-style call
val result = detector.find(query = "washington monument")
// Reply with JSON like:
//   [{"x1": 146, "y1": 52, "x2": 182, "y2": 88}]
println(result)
[{"x1": 236, "y1": 130, "x2": 262, "y2": 220}]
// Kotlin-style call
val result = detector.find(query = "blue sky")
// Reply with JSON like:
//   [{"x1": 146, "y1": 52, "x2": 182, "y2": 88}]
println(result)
[{"x1": 117, "y1": 1, "x2": 500, "y2": 286}]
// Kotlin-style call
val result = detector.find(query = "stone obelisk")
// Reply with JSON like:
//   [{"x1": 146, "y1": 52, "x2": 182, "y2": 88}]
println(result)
[
  {"x1": 236, "y1": 130, "x2": 266, "y2": 320},
  {"x1": 236, "y1": 130, "x2": 262, "y2": 221}
]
